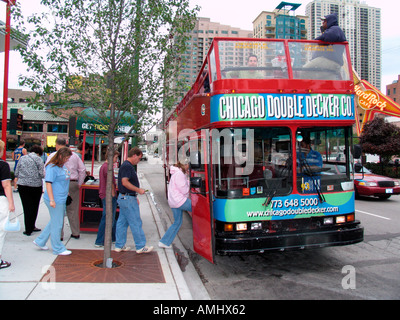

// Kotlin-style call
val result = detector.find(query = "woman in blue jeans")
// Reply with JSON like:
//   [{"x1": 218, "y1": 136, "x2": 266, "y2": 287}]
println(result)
[
  {"x1": 33, "y1": 147, "x2": 72, "y2": 256},
  {"x1": 159, "y1": 161, "x2": 191, "y2": 249}
]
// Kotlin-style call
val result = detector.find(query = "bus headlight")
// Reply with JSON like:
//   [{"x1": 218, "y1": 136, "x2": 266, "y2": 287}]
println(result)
[
  {"x1": 236, "y1": 223, "x2": 247, "y2": 231},
  {"x1": 251, "y1": 222, "x2": 262, "y2": 230},
  {"x1": 336, "y1": 216, "x2": 346, "y2": 224}
]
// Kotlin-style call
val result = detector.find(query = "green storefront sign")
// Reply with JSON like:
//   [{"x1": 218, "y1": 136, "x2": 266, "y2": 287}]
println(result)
[{"x1": 76, "y1": 108, "x2": 135, "y2": 134}]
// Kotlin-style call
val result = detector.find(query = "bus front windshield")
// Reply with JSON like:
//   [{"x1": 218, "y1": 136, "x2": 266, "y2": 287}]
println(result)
[
  {"x1": 213, "y1": 127, "x2": 353, "y2": 199},
  {"x1": 213, "y1": 127, "x2": 292, "y2": 198}
]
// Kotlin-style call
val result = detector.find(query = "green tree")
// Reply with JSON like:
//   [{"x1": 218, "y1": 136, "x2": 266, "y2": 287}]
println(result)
[
  {"x1": 13, "y1": 0, "x2": 198, "y2": 267},
  {"x1": 360, "y1": 116, "x2": 400, "y2": 164}
]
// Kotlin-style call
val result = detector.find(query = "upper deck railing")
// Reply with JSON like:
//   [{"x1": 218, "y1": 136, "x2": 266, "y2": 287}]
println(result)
[
  {"x1": 166, "y1": 38, "x2": 353, "y2": 126},
  {"x1": 212, "y1": 39, "x2": 351, "y2": 81}
]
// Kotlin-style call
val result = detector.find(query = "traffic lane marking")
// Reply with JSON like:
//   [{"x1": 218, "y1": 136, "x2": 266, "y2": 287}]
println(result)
[{"x1": 356, "y1": 210, "x2": 391, "y2": 220}]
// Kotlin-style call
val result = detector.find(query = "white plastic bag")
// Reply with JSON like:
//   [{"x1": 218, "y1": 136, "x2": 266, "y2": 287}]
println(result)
[{"x1": 4, "y1": 211, "x2": 21, "y2": 232}]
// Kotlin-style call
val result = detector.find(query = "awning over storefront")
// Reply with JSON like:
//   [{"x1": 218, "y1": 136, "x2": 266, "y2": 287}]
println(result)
[{"x1": 76, "y1": 107, "x2": 136, "y2": 135}]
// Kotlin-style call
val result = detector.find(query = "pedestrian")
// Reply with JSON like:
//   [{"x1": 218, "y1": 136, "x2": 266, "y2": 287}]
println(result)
[
  {"x1": 0, "y1": 140, "x2": 15, "y2": 269},
  {"x1": 11, "y1": 140, "x2": 27, "y2": 192},
  {"x1": 33, "y1": 147, "x2": 72, "y2": 256},
  {"x1": 159, "y1": 159, "x2": 191, "y2": 249},
  {"x1": 95, "y1": 149, "x2": 120, "y2": 247},
  {"x1": 15, "y1": 145, "x2": 45, "y2": 236},
  {"x1": 115, "y1": 147, "x2": 153, "y2": 254},
  {"x1": 46, "y1": 138, "x2": 86, "y2": 239}
]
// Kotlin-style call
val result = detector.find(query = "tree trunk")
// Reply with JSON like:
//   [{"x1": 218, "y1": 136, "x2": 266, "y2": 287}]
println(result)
[
  {"x1": 103, "y1": 103, "x2": 116, "y2": 268},
  {"x1": 102, "y1": 141, "x2": 115, "y2": 268}
]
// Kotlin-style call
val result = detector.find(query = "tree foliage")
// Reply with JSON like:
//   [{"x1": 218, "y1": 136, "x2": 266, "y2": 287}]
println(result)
[
  {"x1": 13, "y1": 0, "x2": 198, "y2": 133},
  {"x1": 360, "y1": 116, "x2": 400, "y2": 162},
  {"x1": 12, "y1": 0, "x2": 198, "y2": 267}
]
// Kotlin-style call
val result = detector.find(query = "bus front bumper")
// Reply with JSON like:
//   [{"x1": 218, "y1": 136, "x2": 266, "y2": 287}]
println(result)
[{"x1": 215, "y1": 222, "x2": 364, "y2": 255}]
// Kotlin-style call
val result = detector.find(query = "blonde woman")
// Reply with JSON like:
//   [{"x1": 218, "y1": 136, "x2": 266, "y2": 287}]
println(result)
[
  {"x1": 33, "y1": 147, "x2": 72, "y2": 256},
  {"x1": 0, "y1": 140, "x2": 15, "y2": 269}
]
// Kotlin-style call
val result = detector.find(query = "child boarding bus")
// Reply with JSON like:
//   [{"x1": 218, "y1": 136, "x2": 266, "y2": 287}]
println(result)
[{"x1": 164, "y1": 38, "x2": 364, "y2": 263}]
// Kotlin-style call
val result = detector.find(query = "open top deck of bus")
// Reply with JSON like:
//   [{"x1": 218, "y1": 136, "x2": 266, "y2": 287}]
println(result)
[{"x1": 166, "y1": 37, "x2": 354, "y2": 128}]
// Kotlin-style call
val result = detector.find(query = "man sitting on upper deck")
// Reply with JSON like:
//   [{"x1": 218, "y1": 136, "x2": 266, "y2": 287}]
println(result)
[
  {"x1": 226, "y1": 55, "x2": 264, "y2": 79},
  {"x1": 302, "y1": 13, "x2": 347, "y2": 80}
]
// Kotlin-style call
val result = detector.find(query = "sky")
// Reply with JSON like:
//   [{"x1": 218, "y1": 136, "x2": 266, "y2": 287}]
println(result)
[{"x1": 0, "y1": 0, "x2": 399, "y2": 96}]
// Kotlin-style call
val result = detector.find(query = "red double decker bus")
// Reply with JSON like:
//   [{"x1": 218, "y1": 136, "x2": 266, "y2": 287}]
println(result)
[{"x1": 164, "y1": 38, "x2": 363, "y2": 263}]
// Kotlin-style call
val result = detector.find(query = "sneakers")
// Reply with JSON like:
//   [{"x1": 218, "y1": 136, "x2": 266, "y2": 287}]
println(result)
[
  {"x1": 158, "y1": 241, "x2": 172, "y2": 249},
  {"x1": 114, "y1": 246, "x2": 131, "y2": 252},
  {"x1": 33, "y1": 240, "x2": 49, "y2": 251},
  {"x1": 136, "y1": 246, "x2": 154, "y2": 254},
  {"x1": 58, "y1": 250, "x2": 72, "y2": 256},
  {"x1": 33, "y1": 241, "x2": 71, "y2": 255}
]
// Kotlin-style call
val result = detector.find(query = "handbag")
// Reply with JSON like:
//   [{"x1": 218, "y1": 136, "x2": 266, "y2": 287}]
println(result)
[
  {"x1": 4, "y1": 211, "x2": 21, "y2": 232},
  {"x1": 66, "y1": 195, "x2": 73, "y2": 206}
]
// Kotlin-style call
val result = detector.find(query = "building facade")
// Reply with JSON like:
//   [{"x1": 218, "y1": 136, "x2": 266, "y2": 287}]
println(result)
[
  {"x1": 179, "y1": 17, "x2": 253, "y2": 87},
  {"x1": 253, "y1": 3, "x2": 307, "y2": 40},
  {"x1": 387, "y1": 75, "x2": 400, "y2": 104},
  {"x1": 306, "y1": 0, "x2": 382, "y2": 89},
  {"x1": 1, "y1": 103, "x2": 69, "y2": 156}
]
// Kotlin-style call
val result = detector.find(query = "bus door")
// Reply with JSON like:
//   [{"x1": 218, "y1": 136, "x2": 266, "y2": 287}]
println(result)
[{"x1": 189, "y1": 130, "x2": 215, "y2": 263}]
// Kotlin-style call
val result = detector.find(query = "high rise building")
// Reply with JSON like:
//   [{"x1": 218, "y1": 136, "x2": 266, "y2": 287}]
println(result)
[
  {"x1": 164, "y1": 18, "x2": 252, "y2": 120},
  {"x1": 180, "y1": 17, "x2": 253, "y2": 87},
  {"x1": 253, "y1": 2, "x2": 308, "y2": 40},
  {"x1": 306, "y1": 0, "x2": 381, "y2": 89}
]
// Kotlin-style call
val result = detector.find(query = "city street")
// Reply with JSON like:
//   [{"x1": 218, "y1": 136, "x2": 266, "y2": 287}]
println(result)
[{"x1": 140, "y1": 156, "x2": 400, "y2": 300}]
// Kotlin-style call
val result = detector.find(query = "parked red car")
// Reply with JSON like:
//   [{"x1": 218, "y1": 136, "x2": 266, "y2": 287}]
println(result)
[{"x1": 354, "y1": 165, "x2": 400, "y2": 200}]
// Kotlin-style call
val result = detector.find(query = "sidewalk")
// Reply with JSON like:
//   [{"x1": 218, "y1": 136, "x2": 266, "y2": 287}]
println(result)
[{"x1": 0, "y1": 162, "x2": 210, "y2": 300}]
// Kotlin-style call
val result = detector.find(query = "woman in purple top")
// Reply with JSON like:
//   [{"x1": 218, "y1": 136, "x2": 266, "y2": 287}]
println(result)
[{"x1": 95, "y1": 149, "x2": 120, "y2": 247}]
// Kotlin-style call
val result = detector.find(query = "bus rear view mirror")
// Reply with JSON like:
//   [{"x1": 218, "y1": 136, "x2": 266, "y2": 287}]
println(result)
[
  {"x1": 190, "y1": 177, "x2": 202, "y2": 188},
  {"x1": 353, "y1": 144, "x2": 362, "y2": 159}
]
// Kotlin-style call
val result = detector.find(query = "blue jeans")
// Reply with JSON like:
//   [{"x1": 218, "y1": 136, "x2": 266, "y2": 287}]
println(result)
[
  {"x1": 116, "y1": 194, "x2": 146, "y2": 250},
  {"x1": 95, "y1": 197, "x2": 117, "y2": 246},
  {"x1": 160, "y1": 198, "x2": 191, "y2": 246},
  {"x1": 35, "y1": 199, "x2": 67, "y2": 255}
]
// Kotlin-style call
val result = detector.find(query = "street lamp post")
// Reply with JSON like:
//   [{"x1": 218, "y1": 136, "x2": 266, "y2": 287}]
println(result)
[{"x1": 1, "y1": 0, "x2": 16, "y2": 160}]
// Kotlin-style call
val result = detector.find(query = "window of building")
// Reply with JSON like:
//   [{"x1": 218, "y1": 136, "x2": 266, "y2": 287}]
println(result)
[
  {"x1": 23, "y1": 123, "x2": 43, "y2": 132},
  {"x1": 48, "y1": 124, "x2": 68, "y2": 133}
]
